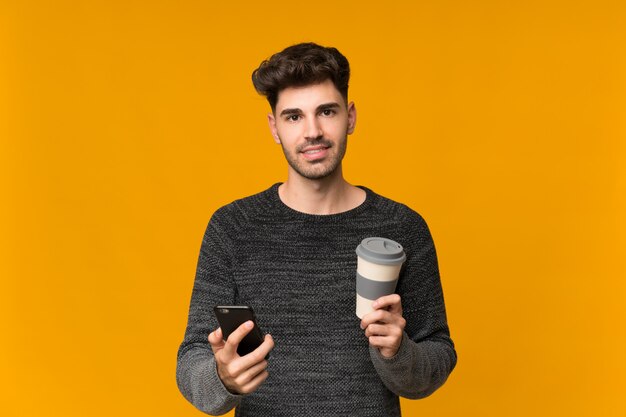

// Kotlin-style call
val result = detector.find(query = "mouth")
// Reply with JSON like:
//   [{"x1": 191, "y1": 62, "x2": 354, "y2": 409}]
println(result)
[{"x1": 300, "y1": 144, "x2": 331, "y2": 161}]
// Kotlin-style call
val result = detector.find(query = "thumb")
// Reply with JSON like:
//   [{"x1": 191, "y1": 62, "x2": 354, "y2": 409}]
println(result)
[{"x1": 208, "y1": 327, "x2": 225, "y2": 353}]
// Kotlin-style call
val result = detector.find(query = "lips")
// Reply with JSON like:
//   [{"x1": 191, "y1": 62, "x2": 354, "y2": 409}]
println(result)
[
  {"x1": 302, "y1": 145, "x2": 328, "y2": 153},
  {"x1": 300, "y1": 144, "x2": 330, "y2": 161}
]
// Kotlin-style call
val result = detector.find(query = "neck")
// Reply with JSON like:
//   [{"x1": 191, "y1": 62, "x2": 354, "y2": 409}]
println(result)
[{"x1": 278, "y1": 166, "x2": 366, "y2": 215}]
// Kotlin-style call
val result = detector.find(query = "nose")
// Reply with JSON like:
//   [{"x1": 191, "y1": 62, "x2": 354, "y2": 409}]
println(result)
[{"x1": 304, "y1": 116, "x2": 323, "y2": 140}]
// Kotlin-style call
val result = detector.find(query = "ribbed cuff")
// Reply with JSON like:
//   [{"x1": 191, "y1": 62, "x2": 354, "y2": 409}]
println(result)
[
  {"x1": 368, "y1": 332, "x2": 418, "y2": 396},
  {"x1": 205, "y1": 358, "x2": 243, "y2": 413}
]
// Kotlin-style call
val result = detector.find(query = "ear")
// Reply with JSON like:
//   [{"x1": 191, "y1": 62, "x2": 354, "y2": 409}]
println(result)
[
  {"x1": 268, "y1": 113, "x2": 281, "y2": 144},
  {"x1": 347, "y1": 101, "x2": 357, "y2": 135}
]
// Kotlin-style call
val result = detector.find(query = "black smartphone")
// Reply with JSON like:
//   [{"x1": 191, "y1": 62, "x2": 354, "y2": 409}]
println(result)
[{"x1": 214, "y1": 305, "x2": 266, "y2": 357}]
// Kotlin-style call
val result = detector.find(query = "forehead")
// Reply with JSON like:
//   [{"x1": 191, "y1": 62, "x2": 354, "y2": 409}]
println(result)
[{"x1": 275, "y1": 79, "x2": 345, "y2": 112}]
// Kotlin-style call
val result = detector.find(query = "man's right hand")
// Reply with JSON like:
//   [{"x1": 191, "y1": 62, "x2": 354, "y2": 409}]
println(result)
[{"x1": 208, "y1": 321, "x2": 274, "y2": 395}]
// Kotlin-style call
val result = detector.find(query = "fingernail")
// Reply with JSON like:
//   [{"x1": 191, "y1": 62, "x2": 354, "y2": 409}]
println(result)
[
  {"x1": 372, "y1": 301, "x2": 379, "y2": 308},
  {"x1": 245, "y1": 321, "x2": 254, "y2": 329}
]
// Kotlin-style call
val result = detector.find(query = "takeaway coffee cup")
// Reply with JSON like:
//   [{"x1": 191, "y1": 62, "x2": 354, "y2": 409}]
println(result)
[{"x1": 355, "y1": 237, "x2": 406, "y2": 319}]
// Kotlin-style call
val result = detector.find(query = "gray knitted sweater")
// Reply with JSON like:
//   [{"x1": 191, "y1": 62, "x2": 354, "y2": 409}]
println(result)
[{"x1": 176, "y1": 184, "x2": 456, "y2": 416}]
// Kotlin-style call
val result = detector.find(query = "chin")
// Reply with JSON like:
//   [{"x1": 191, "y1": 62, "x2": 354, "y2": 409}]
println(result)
[{"x1": 298, "y1": 166, "x2": 340, "y2": 180}]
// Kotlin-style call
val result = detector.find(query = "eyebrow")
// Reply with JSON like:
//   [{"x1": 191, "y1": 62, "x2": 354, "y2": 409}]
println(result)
[{"x1": 279, "y1": 102, "x2": 341, "y2": 117}]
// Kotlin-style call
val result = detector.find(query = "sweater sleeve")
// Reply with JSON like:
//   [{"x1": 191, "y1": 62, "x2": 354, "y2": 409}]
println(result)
[
  {"x1": 176, "y1": 209, "x2": 243, "y2": 415},
  {"x1": 369, "y1": 209, "x2": 457, "y2": 399}
]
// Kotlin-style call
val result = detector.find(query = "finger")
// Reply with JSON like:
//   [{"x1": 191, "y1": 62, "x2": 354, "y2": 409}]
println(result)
[
  {"x1": 238, "y1": 334, "x2": 275, "y2": 370},
  {"x1": 367, "y1": 335, "x2": 387, "y2": 347},
  {"x1": 225, "y1": 334, "x2": 274, "y2": 378},
  {"x1": 222, "y1": 321, "x2": 255, "y2": 358},
  {"x1": 365, "y1": 322, "x2": 405, "y2": 339},
  {"x1": 372, "y1": 294, "x2": 402, "y2": 313},
  {"x1": 360, "y1": 309, "x2": 391, "y2": 329},
  {"x1": 364, "y1": 321, "x2": 404, "y2": 336},
  {"x1": 364, "y1": 323, "x2": 390, "y2": 337},
  {"x1": 368, "y1": 335, "x2": 400, "y2": 350},
  {"x1": 234, "y1": 360, "x2": 268, "y2": 386},
  {"x1": 239, "y1": 370, "x2": 270, "y2": 395},
  {"x1": 367, "y1": 335, "x2": 402, "y2": 358},
  {"x1": 361, "y1": 310, "x2": 406, "y2": 333},
  {"x1": 208, "y1": 327, "x2": 225, "y2": 353}
]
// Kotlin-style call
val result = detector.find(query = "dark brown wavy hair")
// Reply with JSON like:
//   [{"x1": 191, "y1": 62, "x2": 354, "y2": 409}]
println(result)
[{"x1": 251, "y1": 42, "x2": 350, "y2": 112}]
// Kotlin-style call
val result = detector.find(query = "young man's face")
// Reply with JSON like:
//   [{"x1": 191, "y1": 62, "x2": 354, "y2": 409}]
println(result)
[{"x1": 268, "y1": 79, "x2": 356, "y2": 181}]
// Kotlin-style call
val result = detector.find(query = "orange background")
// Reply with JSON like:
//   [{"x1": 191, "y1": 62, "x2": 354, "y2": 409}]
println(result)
[{"x1": 1, "y1": 1, "x2": 625, "y2": 416}]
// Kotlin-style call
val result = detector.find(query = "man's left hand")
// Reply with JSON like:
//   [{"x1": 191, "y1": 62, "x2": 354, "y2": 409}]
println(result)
[{"x1": 360, "y1": 294, "x2": 406, "y2": 358}]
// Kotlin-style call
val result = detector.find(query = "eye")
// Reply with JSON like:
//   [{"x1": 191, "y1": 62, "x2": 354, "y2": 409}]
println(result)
[
  {"x1": 320, "y1": 109, "x2": 336, "y2": 117},
  {"x1": 286, "y1": 114, "x2": 301, "y2": 122}
]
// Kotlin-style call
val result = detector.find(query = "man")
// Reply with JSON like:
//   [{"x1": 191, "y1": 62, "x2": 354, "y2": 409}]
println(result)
[{"x1": 177, "y1": 42, "x2": 456, "y2": 416}]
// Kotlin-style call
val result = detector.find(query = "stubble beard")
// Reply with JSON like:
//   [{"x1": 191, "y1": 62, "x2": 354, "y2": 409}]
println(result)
[{"x1": 280, "y1": 136, "x2": 348, "y2": 180}]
